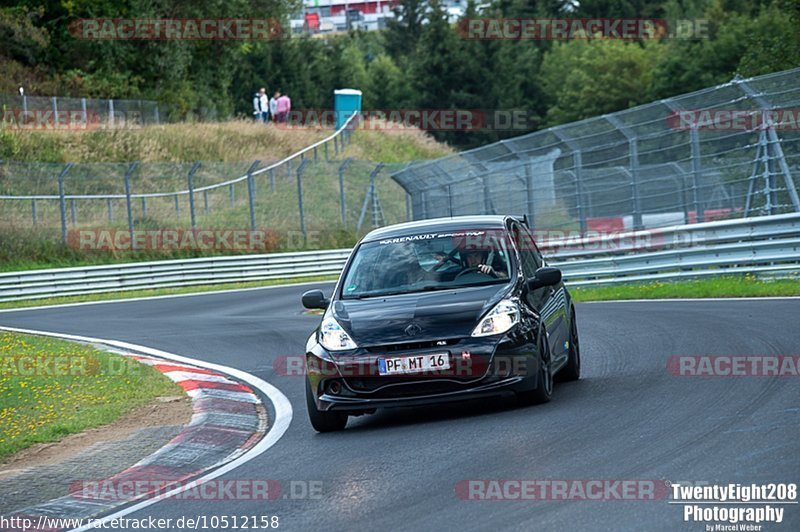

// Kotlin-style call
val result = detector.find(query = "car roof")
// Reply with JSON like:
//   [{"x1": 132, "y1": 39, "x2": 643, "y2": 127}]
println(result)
[{"x1": 361, "y1": 215, "x2": 519, "y2": 243}]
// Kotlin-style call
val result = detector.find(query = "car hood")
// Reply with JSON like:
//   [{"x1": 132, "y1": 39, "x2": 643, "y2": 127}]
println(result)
[{"x1": 332, "y1": 283, "x2": 512, "y2": 346}]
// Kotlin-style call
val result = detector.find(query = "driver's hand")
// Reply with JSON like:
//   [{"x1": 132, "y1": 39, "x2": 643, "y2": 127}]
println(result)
[{"x1": 478, "y1": 264, "x2": 495, "y2": 276}]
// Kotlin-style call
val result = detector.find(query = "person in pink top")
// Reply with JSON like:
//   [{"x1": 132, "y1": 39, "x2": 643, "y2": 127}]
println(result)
[{"x1": 276, "y1": 93, "x2": 291, "y2": 123}]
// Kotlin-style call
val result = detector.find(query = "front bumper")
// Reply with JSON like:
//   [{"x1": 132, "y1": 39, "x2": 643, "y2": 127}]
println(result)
[{"x1": 306, "y1": 333, "x2": 541, "y2": 412}]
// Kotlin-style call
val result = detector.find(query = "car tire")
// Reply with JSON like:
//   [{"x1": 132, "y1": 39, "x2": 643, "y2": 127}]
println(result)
[
  {"x1": 306, "y1": 379, "x2": 348, "y2": 432},
  {"x1": 516, "y1": 327, "x2": 553, "y2": 406},
  {"x1": 556, "y1": 307, "x2": 581, "y2": 382}
]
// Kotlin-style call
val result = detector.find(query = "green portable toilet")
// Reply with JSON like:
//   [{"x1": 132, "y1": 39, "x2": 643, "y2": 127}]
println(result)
[{"x1": 334, "y1": 89, "x2": 362, "y2": 129}]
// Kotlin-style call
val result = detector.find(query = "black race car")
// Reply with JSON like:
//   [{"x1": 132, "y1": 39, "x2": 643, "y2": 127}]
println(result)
[{"x1": 301, "y1": 215, "x2": 580, "y2": 432}]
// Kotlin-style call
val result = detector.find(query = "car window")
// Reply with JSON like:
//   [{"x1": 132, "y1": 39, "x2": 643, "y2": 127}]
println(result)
[
  {"x1": 512, "y1": 222, "x2": 540, "y2": 278},
  {"x1": 340, "y1": 229, "x2": 513, "y2": 299}
]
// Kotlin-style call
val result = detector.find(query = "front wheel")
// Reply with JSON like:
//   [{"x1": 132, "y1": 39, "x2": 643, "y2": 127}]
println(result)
[
  {"x1": 516, "y1": 328, "x2": 553, "y2": 406},
  {"x1": 306, "y1": 379, "x2": 348, "y2": 432}
]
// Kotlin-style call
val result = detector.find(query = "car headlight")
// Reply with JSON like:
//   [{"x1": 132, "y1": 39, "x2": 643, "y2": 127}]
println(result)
[
  {"x1": 471, "y1": 299, "x2": 520, "y2": 337},
  {"x1": 319, "y1": 315, "x2": 358, "y2": 351}
]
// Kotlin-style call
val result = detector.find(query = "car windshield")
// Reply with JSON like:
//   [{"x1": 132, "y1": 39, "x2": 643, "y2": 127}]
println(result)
[{"x1": 340, "y1": 229, "x2": 514, "y2": 299}]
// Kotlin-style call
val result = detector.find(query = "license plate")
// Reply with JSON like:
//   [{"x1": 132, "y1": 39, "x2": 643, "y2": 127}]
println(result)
[{"x1": 378, "y1": 353, "x2": 450, "y2": 376}]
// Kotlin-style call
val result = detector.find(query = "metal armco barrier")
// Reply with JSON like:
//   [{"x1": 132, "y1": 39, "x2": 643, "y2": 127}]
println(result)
[{"x1": 0, "y1": 214, "x2": 798, "y2": 303}]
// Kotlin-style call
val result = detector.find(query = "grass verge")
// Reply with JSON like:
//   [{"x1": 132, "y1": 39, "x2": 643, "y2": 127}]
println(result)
[
  {"x1": 570, "y1": 275, "x2": 800, "y2": 302},
  {"x1": 0, "y1": 331, "x2": 184, "y2": 461},
  {"x1": 0, "y1": 275, "x2": 338, "y2": 311}
]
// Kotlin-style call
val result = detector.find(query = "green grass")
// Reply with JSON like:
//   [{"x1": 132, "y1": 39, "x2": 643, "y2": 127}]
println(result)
[
  {"x1": 0, "y1": 331, "x2": 184, "y2": 461},
  {"x1": 0, "y1": 274, "x2": 338, "y2": 310},
  {"x1": 570, "y1": 275, "x2": 800, "y2": 302},
  {"x1": 0, "y1": 122, "x2": 450, "y2": 271}
]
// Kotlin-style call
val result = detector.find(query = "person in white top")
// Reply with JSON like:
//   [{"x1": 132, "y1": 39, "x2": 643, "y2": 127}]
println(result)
[
  {"x1": 269, "y1": 92, "x2": 280, "y2": 122},
  {"x1": 253, "y1": 88, "x2": 268, "y2": 122}
]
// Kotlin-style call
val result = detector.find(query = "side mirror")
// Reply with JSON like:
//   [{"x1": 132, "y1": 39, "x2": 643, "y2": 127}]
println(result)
[
  {"x1": 301, "y1": 289, "x2": 330, "y2": 310},
  {"x1": 527, "y1": 267, "x2": 562, "y2": 291}
]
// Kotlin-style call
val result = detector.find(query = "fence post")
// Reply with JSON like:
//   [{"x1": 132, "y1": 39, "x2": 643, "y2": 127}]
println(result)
[
  {"x1": 313, "y1": 146, "x2": 318, "y2": 162},
  {"x1": 52, "y1": 97, "x2": 59, "y2": 127},
  {"x1": 70, "y1": 199, "x2": 77, "y2": 226},
  {"x1": 123, "y1": 162, "x2": 138, "y2": 249},
  {"x1": 287, "y1": 159, "x2": 292, "y2": 179},
  {"x1": 154, "y1": 104, "x2": 160, "y2": 125},
  {"x1": 333, "y1": 135, "x2": 339, "y2": 157},
  {"x1": 448, "y1": 184, "x2": 454, "y2": 217},
  {"x1": 31, "y1": 199, "x2": 37, "y2": 226},
  {"x1": 186, "y1": 162, "x2": 201, "y2": 229},
  {"x1": 203, "y1": 189, "x2": 209, "y2": 214},
  {"x1": 268, "y1": 168, "x2": 275, "y2": 192},
  {"x1": 767, "y1": 126, "x2": 800, "y2": 212},
  {"x1": 22, "y1": 94, "x2": 28, "y2": 122},
  {"x1": 296, "y1": 159, "x2": 311, "y2": 243},
  {"x1": 174, "y1": 195, "x2": 180, "y2": 215},
  {"x1": 357, "y1": 163, "x2": 384, "y2": 231},
  {"x1": 629, "y1": 139, "x2": 643, "y2": 230},
  {"x1": 574, "y1": 151, "x2": 587, "y2": 234},
  {"x1": 229, "y1": 184, "x2": 235, "y2": 207},
  {"x1": 141, "y1": 197, "x2": 148, "y2": 217},
  {"x1": 524, "y1": 164, "x2": 535, "y2": 223},
  {"x1": 246, "y1": 160, "x2": 260, "y2": 231},
  {"x1": 108, "y1": 99, "x2": 115, "y2": 128},
  {"x1": 107, "y1": 198, "x2": 114, "y2": 221},
  {"x1": 690, "y1": 127, "x2": 704, "y2": 223},
  {"x1": 81, "y1": 98, "x2": 88, "y2": 125},
  {"x1": 57, "y1": 163, "x2": 73, "y2": 244},
  {"x1": 338, "y1": 158, "x2": 353, "y2": 226}
]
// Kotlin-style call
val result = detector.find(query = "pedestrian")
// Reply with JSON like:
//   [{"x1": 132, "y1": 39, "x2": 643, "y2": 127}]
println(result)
[
  {"x1": 253, "y1": 88, "x2": 269, "y2": 122},
  {"x1": 276, "y1": 92, "x2": 291, "y2": 123},
  {"x1": 269, "y1": 91, "x2": 280, "y2": 123}
]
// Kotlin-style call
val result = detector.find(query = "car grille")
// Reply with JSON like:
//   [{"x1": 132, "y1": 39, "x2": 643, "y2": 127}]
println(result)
[{"x1": 344, "y1": 378, "x2": 471, "y2": 397}]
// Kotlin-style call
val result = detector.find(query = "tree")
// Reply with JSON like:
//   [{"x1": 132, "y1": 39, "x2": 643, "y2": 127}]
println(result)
[{"x1": 539, "y1": 39, "x2": 660, "y2": 126}]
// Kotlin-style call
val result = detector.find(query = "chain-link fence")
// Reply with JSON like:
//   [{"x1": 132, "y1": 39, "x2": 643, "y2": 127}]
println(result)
[
  {"x1": 0, "y1": 94, "x2": 170, "y2": 128},
  {"x1": 392, "y1": 68, "x2": 800, "y2": 233},
  {"x1": 0, "y1": 122, "x2": 412, "y2": 251}
]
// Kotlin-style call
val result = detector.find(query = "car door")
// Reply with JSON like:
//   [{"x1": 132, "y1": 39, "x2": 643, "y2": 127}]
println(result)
[
  {"x1": 511, "y1": 222, "x2": 558, "y2": 356},
  {"x1": 512, "y1": 222, "x2": 568, "y2": 366},
  {"x1": 522, "y1": 224, "x2": 569, "y2": 365}
]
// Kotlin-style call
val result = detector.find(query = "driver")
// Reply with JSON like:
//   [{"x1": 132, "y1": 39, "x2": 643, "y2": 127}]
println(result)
[{"x1": 461, "y1": 249, "x2": 508, "y2": 279}]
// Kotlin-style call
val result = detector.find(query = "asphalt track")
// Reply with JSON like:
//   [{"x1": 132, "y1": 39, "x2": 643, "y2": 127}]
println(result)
[{"x1": 1, "y1": 285, "x2": 798, "y2": 531}]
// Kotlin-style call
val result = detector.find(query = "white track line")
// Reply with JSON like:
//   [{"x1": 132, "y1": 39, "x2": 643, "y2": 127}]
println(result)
[
  {"x1": 580, "y1": 296, "x2": 800, "y2": 303},
  {"x1": 0, "y1": 279, "x2": 335, "y2": 314},
  {"x1": 0, "y1": 325, "x2": 293, "y2": 531}
]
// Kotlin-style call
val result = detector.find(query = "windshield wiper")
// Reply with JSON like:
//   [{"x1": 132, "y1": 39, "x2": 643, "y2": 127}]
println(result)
[
  {"x1": 422, "y1": 279, "x2": 507, "y2": 291},
  {"x1": 344, "y1": 290, "x2": 410, "y2": 299}
]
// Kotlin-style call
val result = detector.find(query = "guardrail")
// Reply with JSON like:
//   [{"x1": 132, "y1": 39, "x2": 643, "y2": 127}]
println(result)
[{"x1": 0, "y1": 214, "x2": 798, "y2": 302}]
